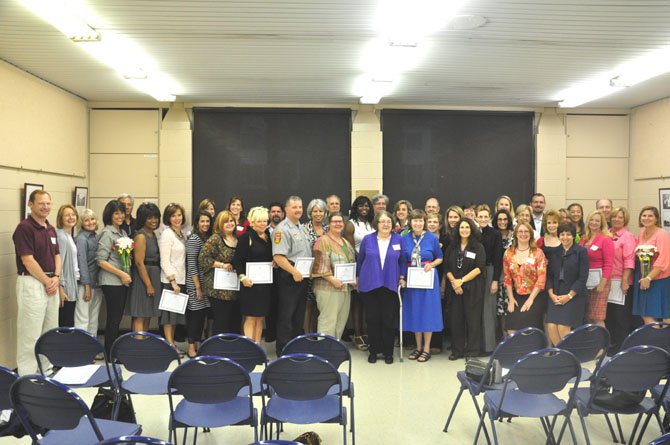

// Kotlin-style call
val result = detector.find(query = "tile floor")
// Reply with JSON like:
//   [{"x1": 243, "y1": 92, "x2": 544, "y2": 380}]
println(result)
[{"x1": 1, "y1": 339, "x2": 666, "y2": 444}]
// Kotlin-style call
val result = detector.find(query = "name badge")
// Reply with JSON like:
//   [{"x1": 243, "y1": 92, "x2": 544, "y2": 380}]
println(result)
[
  {"x1": 51, "y1": 237, "x2": 57, "y2": 244},
  {"x1": 237, "y1": 225, "x2": 244, "y2": 232},
  {"x1": 526, "y1": 257, "x2": 535, "y2": 265},
  {"x1": 392, "y1": 244, "x2": 401, "y2": 251},
  {"x1": 465, "y1": 251, "x2": 476, "y2": 259},
  {"x1": 590, "y1": 245, "x2": 599, "y2": 251}
]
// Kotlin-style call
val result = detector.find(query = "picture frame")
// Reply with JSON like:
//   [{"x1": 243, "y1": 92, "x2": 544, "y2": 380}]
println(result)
[
  {"x1": 23, "y1": 183, "x2": 44, "y2": 220},
  {"x1": 660, "y1": 188, "x2": 670, "y2": 232},
  {"x1": 74, "y1": 186, "x2": 89, "y2": 213}
]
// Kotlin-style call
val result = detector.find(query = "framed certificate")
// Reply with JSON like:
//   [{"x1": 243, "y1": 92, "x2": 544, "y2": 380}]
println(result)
[
  {"x1": 246, "y1": 262, "x2": 273, "y2": 284},
  {"x1": 159, "y1": 289, "x2": 188, "y2": 314},
  {"x1": 334, "y1": 263, "x2": 356, "y2": 284},
  {"x1": 214, "y1": 268, "x2": 240, "y2": 291},
  {"x1": 586, "y1": 268, "x2": 603, "y2": 290},
  {"x1": 406, "y1": 266, "x2": 434, "y2": 289},
  {"x1": 295, "y1": 257, "x2": 314, "y2": 277}
]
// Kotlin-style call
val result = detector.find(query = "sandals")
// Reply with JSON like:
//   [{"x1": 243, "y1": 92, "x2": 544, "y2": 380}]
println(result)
[
  {"x1": 353, "y1": 336, "x2": 369, "y2": 351},
  {"x1": 417, "y1": 351, "x2": 432, "y2": 363},
  {"x1": 408, "y1": 349, "x2": 422, "y2": 360}
]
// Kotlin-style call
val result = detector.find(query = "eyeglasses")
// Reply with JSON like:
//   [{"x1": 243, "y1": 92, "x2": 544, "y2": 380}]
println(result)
[{"x1": 379, "y1": 220, "x2": 392, "y2": 225}]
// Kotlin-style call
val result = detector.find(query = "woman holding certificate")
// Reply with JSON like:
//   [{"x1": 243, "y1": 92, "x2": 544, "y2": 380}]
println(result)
[
  {"x1": 233, "y1": 206, "x2": 273, "y2": 343},
  {"x1": 159, "y1": 203, "x2": 188, "y2": 353},
  {"x1": 401, "y1": 210, "x2": 443, "y2": 363},
  {"x1": 580, "y1": 210, "x2": 614, "y2": 327},
  {"x1": 503, "y1": 222, "x2": 547, "y2": 334},
  {"x1": 546, "y1": 223, "x2": 589, "y2": 345},
  {"x1": 311, "y1": 211, "x2": 356, "y2": 340},
  {"x1": 633, "y1": 206, "x2": 670, "y2": 323},
  {"x1": 445, "y1": 218, "x2": 486, "y2": 360},
  {"x1": 185, "y1": 211, "x2": 213, "y2": 358},
  {"x1": 607, "y1": 207, "x2": 638, "y2": 353},
  {"x1": 357, "y1": 210, "x2": 407, "y2": 364},
  {"x1": 199, "y1": 210, "x2": 240, "y2": 335}
]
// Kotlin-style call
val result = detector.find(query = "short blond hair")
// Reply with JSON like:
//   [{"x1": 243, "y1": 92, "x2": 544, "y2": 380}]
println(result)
[
  {"x1": 247, "y1": 206, "x2": 269, "y2": 224},
  {"x1": 78, "y1": 208, "x2": 99, "y2": 231}
]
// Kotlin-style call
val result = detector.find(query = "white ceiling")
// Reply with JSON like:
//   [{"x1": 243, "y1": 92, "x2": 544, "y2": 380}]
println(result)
[{"x1": 1, "y1": 0, "x2": 670, "y2": 108}]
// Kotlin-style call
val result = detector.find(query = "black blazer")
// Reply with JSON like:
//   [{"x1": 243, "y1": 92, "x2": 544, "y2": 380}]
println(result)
[
  {"x1": 546, "y1": 243, "x2": 589, "y2": 296},
  {"x1": 445, "y1": 240, "x2": 486, "y2": 282},
  {"x1": 480, "y1": 226, "x2": 503, "y2": 280}
]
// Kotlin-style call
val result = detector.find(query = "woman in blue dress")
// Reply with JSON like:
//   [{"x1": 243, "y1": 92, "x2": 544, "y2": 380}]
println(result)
[{"x1": 401, "y1": 209, "x2": 444, "y2": 363}]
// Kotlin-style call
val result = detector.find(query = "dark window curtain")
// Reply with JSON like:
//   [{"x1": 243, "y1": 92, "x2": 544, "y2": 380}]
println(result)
[
  {"x1": 381, "y1": 110, "x2": 535, "y2": 210},
  {"x1": 192, "y1": 108, "x2": 351, "y2": 218}
]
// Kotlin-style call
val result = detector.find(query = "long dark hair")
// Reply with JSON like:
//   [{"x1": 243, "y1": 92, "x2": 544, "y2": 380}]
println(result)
[
  {"x1": 228, "y1": 196, "x2": 246, "y2": 224},
  {"x1": 192, "y1": 211, "x2": 213, "y2": 242},
  {"x1": 447, "y1": 217, "x2": 481, "y2": 253}
]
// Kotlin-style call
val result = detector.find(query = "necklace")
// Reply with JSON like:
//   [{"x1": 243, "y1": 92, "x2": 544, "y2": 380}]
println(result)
[{"x1": 516, "y1": 246, "x2": 530, "y2": 252}]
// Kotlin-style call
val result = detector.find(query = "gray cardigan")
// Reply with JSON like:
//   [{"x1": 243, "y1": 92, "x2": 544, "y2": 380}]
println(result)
[
  {"x1": 96, "y1": 225, "x2": 128, "y2": 286},
  {"x1": 56, "y1": 228, "x2": 77, "y2": 301},
  {"x1": 75, "y1": 229, "x2": 99, "y2": 288}
]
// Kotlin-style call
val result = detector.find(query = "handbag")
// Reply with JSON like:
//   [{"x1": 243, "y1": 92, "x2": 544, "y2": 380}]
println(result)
[
  {"x1": 592, "y1": 377, "x2": 645, "y2": 410},
  {"x1": 465, "y1": 357, "x2": 502, "y2": 385},
  {"x1": 90, "y1": 387, "x2": 136, "y2": 423}
]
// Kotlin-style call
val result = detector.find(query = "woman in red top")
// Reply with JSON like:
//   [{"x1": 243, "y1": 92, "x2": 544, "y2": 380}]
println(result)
[
  {"x1": 581, "y1": 210, "x2": 614, "y2": 327},
  {"x1": 503, "y1": 222, "x2": 547, "y2": 334}
]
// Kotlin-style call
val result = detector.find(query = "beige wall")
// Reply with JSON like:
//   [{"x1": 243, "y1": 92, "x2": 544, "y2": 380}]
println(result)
[
  {"x1": 0, "y1": 61, "x2": 88, "y2": 368},
  {"x1": 629, "y1": 98, "x2": 670, "y2": 234}
]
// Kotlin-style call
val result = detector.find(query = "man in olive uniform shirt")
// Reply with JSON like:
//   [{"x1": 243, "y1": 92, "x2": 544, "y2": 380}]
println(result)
[{"x1": 272, "y1": 195, "x2": 313, "y2": 355}]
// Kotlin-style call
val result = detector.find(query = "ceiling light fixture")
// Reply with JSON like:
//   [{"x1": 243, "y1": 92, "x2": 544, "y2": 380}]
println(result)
[
  {"x1": 557, "y1": 46, "x2": 670, "y2": 107},
  {"x1": 16, "y1": 0, "x2": 178, "y2": 101}
]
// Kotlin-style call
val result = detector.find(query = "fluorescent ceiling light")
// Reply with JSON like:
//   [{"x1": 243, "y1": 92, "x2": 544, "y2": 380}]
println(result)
[
  {"x1": 353, "y1": 75, "x2": 396, "y2": 103},
  {"x1": 126, "y1": 73, "x2": 181, "y2": 102},
  {"x1": 558, "y1": 46, "x2": 670, "y2": 107},
  {"x1": 77, "y1": 33, "x2": 154, "y2": 79},
  {"x1": 16, "y1": 0, "x2": 98, "y2": 41},
  {"x1": 374, "y1": 0, "x2": 466, "y2": 43}
]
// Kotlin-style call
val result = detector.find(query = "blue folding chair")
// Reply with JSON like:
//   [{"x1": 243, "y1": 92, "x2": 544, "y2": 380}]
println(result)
[
  {"x1": 283, "y1": 333, "x2": 355, "y2": 444},
  {"x1": 0, "y1": 366, "x2": 17, "y2": 412},
  {"x1": 99, "y1": 436, "x2": 172, "y2": 444},
  {"x1": 571, "y1": 345, "x2": 670, "y2": 445},
  {"x1": 110, "y1": 332, "x2": 181, "y2": 420},
  {"x1": 260, "y1": 353, "x2": 347, "y2": 444},
  {"x1": 649, "y1": 432, "x2": 670, "y2": 445},
  {"x1": 35, "y1": 327, "x2": 115, "y2": 389},
  {"x1": 198, "y1": 333, "x2": 268, "y2": 396},
  {"x1": 557, "y1": 324, "x2": 610, "y2": 382},
  {"x1": 622, "y1": 322, "x2": 670, "y2": 352},
  {"x1": 474, "y1": 348, "x2": 582, "y2": 445},
  {"x1": 167, "y1": 355, "x2": 258, "y2": 444},
  {"x1": 443, "y1": 327, "x2": 547, "y2": 440},
  {"x1": 9, "y1": 374, "x2": 141, "y2": 444}
]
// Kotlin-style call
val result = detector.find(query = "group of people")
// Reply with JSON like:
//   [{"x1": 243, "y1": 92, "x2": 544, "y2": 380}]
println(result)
[{"x1": 12, "y1": 189, "x2": 670, "y2": 375}]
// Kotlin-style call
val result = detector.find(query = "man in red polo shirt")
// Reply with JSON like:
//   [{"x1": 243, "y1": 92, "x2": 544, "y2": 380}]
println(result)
[{"x1": 13, "y1": 190, "x2": 61, "y2": 375}]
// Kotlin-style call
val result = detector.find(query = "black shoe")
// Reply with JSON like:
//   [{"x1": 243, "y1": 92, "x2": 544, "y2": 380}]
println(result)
[
  {"x1": 384, "y1": 355, "x2": 394, "y2": 364},
  {"x1": 368, "y1": 353, "x2": 377, "y2": 364},
  {"x1": 448, "y1": 352, "x2": 462, "y2": 361}
]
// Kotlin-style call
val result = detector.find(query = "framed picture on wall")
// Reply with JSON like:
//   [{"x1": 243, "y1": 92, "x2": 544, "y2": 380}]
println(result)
[
  {"x1": 23, "y1": 183, "x2": 44, "y2": 220},
  {"x1": 74, "y1": 186, "x2": 89, "y2": 213},
  {"x1": 660, "y1": 188, "x2": 670, "y2": 232}
]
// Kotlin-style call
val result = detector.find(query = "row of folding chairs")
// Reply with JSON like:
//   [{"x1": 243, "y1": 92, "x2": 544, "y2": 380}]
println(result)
[
  {"x1": 443, "y1": 322, "x2": 670, "y2": 445},
  {"x1": 2, "y1": 328, "x2": 355, "y2": 444}
]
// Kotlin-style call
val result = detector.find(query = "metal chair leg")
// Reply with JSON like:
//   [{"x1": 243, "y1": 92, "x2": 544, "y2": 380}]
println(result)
[{"x1": 444, "y1": 386, "x2": 465, "y2": 431}]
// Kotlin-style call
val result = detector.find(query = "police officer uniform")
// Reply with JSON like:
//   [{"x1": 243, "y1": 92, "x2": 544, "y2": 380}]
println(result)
[{"x1": 272, "y1": 217, "x2": 312, "y2": 355}]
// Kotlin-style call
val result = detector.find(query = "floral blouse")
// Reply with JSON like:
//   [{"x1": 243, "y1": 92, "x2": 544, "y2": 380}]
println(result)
[
  {"x1": 311, "y1": 233, "x2": 355, "y2": 293},
  {"x1": 198, "y1": 233, "x2": 237, "y2": 301},
  {"x1": 303, "y1": 221, "x2": 329, "y2": 248},
  {"x1": 503, "y1": 247, "x2": 547, "y2": 295}
]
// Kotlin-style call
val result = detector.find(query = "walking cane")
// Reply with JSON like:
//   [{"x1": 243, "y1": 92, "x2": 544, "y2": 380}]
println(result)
[{"x1": 397, "y1": 285, "x2": 404, "y2": 362}]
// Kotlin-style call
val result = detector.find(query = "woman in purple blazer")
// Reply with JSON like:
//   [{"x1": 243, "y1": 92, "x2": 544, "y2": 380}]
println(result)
[{"x1": 357, "y1": 210, "x2": 407, "y2": 364}]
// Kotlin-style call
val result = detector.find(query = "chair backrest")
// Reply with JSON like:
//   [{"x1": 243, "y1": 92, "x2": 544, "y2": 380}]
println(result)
[
  {"x1": 98, "y1": 435, "x2": 172, "y2": 444},
  {"x1": 35, "y1": 327, "x2": 105, "y2": 373},
  {"x1": 557, "y1": 323, "x2": 610, "y2": 366},
  {"x1": 622, "y1": 322, "x2": 670, "y2": 353},
  {"x1": 262, "y1": 353, "x2": 341, "y2": 400},
  {"x1": 282, "y1": 333, "x2": 351, "y2": 376},
  {"x1": 9, "y1": 375, "x2": 104, "y2": 441},
  {"x1": 491, "y1": 327, "x2": 547, "y2": 369},
  {"x1": 649, "y1": 432, "x2": 670, "y2": 445},
  {"x1": 506, "y1": 348, "x2": 581, "y2": 394},
  {"x1": 595, "y1": 345, "x2": 670, "y2": 393},
  {"x1": 199, "y1": 334, "x2": 268, "y2": 372},
  {"x1": 168, "y1": 356, "x2": 252, "y2": 403},
  {"x1": 0, "y1": 366, "x2": 18, "y2": 411},
  {"x1": 110, "y1": 332, "x2": 180, "y2": 374}
]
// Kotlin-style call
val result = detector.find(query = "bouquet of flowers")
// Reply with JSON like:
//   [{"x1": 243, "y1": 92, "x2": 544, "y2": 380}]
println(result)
[
  {"x1": 635, "y1": 244, "x2": 657, "y2": 280},
  {"x1": 114, "y1": 236, "x2": 135, "y2": 274}
]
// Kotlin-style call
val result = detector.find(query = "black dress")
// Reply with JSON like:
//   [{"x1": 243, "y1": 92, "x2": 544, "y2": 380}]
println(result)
[
  {"x1": 546, "y1": 243, "x2": 589, "y2": 327},
  {"x1": 233, "y1": 229, "x2": 273, "y2": 316}
]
